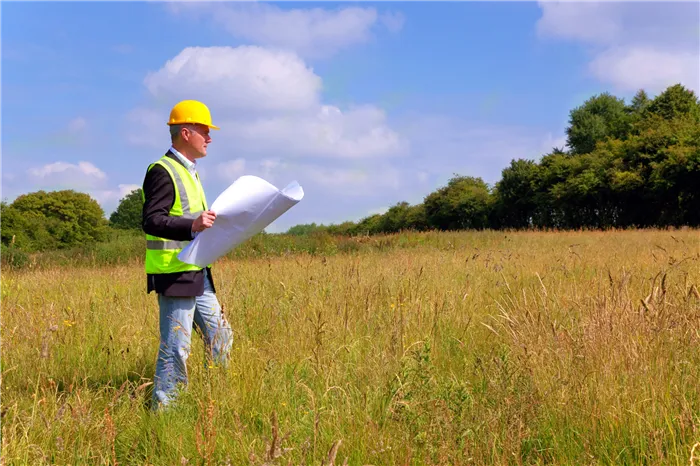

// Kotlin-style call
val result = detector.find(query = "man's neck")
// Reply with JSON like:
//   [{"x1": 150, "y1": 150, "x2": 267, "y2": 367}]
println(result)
[{"x1": 171, "y1": 144, "x2": 196, "y2": 163}]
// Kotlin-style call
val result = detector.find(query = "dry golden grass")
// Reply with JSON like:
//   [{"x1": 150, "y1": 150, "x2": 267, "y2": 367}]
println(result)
[{"x1": 2, "y1": 229, "x2": 699, "y2": 465}]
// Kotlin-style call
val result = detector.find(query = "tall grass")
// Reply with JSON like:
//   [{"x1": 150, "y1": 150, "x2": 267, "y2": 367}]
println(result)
[{"x1": 2, "y1": 229, "x2": 699, "y2": 465}]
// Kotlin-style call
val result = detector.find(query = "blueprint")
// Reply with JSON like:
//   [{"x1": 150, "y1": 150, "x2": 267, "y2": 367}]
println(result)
[{"x1": 177, "y1": 175, "x2": 304, "y2": 267}]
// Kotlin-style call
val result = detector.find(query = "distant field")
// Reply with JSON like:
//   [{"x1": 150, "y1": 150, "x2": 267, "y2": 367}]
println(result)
[{"x1": 2, "y1": 229, "x2": 699, "y2": 465}]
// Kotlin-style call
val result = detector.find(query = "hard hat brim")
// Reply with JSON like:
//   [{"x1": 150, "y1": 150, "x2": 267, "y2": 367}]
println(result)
[{"x1": 167, "y1": 121, "x2": 221, "y2": 130}]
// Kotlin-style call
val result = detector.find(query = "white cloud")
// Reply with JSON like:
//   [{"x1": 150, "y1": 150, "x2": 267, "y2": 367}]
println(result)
[
  {"x1": 589, "y1": 47, "x2": 700, "y2": 94},
  {"x1": 536, "y1": 1, "x2": 700, "y2": 93},
  {"x1": 144, "y1": 46, "x2": 322, "y2": 114},
  {"x1": 117, "y1": 184, "x2": 140, "y2": 197},
  {"x1": 220, "y1": 104, "x2": 407, "y2": 159},
  {"x1": 297, "y1": 165, "x2": 400, "y2": 192},
  {"x1": 167, "y1": 3, "x2": 402, "y2": 59},
  {"x1": 218, "y1": 158, "x2": 247, "y2": 180},
  {"x1": 130, "y1": 45, "x2": 407, "y2": 160},
  {"x1": 28, "y1": 161, "x2": 106, "y2": 187},
  {"x1": 213, "y1": 156, "x2": 402, "y2": 199},
  {"x1": 536, "y1": 2, "x2": 622, "y2": 45},
  {"x1": 20, "y1": 162, "x2": 138, "y2": 215},
  {"x1": 304, "y1": 162, "x2": 401, "y2": 195},
  {"x1": 91, "y1": 184, "x2": 141, "y2": 208}
]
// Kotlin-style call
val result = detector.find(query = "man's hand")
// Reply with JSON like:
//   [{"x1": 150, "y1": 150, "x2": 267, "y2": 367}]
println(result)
[{"x1": 192, "y1": 210, "x2": 217, "y2": 233}]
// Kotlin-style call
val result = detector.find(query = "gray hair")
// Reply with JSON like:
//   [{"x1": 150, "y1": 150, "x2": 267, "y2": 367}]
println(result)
[
  {"x1": 170, "y1": 123, "x2": 202, "y2": 142},
  {"x1": 170, "y1": 124, "x2": 184, "y2": 142}
]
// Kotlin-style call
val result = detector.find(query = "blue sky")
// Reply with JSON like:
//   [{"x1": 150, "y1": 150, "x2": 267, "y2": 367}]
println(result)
[{"x1": 3, "y1": 1, "x2": 699, "y2": 232}]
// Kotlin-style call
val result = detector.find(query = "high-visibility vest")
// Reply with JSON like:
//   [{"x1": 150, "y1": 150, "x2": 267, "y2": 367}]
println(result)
[{"x1": 142, "y1": 155, "x2": 209, "y2": 274}]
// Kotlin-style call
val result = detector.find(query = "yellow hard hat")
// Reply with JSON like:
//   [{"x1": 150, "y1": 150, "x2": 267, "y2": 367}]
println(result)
[{"x1": 167, "y1": 100, "x2": 220, "y2": 130}]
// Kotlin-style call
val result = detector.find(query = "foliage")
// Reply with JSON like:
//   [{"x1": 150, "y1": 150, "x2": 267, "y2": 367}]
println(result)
[
  {"x1": 109, "y1": 188, "x2": 144, "y2": 230},
  {"x1": 566, "y1": 92, "x2": 630, "y2": 155},
  {"x1": 1, "y1": 190, "x2": 108, "y2": 252},
  {"x1": 0, "y1": 243, "x2": 30, "y2": 270},
  {"x1": 423, "y1": 175, "x2": 491, "y2": 230},
  {"x1": 285, "y1": 222, "x2": 324, "y2": 236}
]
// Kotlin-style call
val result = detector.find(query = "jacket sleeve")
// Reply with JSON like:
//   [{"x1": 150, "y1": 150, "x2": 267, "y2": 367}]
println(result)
[{"x1": 142, "y1": 164, "x2": 195, "y2": 241}]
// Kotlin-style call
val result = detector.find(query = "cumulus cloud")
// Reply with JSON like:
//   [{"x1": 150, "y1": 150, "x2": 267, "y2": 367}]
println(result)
[
  {"x1": 536, "y1": 1, "x2": 699, "y2": 93},
  {"x1": 144, "y1": 46, "x2": 322, "y2": 114},
  {"x1": 214, "y1": 157, "x2": 400, "y2": 195},
  {"x1": 91, "y1": 183, "x2": 141, "y2": 206},
  {"x1": 28, "y1": 161, "x2": 106, "y2": 188},
  {"x1": 20, "y1": 161, "x2": 140, "y2": 215},
  {"x1": 220, "y1": 104, "x2": 407, "y2": 159},
  {"x1": 589, "y1": 47, "x2": 700, "y2": 93},
  {"x1": 218, "y1": 158, "x2": 247, "y2": 180},
  {"x1": 131, "y1": 46, "x2": 407, "y2": 160},
  {"x1": 167, "y1": 3, "x2": 403, "y2": 59}
]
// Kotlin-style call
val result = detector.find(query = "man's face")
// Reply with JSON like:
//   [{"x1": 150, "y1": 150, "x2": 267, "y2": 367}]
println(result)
[{"x1": 183, "y1": 124, "x2": 212, "y2": 158}]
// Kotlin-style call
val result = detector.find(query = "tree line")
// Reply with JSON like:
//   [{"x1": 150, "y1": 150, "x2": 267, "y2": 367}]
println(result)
[
  {"x1": 287, "y1": 84, "x2": 700, "y2": 236},
  {"x1": 1, "y1": 83, "x2": 698, "y2": 256}
]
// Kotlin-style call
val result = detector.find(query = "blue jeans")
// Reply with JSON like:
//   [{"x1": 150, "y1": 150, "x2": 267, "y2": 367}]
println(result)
[{"x1": 151, "y1": 269, "x2": 233, "y2": 409}]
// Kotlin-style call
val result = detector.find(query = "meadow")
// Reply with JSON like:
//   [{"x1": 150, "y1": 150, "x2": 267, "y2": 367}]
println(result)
[{"x1": 1, "y1": 229, "x2": 699, "y2": 465}]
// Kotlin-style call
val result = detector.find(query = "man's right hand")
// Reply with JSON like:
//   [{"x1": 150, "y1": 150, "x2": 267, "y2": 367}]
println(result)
[{"x1": 192, "y1": 210, "x2": 217, "y2": 233}]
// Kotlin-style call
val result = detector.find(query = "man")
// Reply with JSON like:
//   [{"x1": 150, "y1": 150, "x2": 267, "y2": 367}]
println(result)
[{"x1": 141, "y1": 99, "x2": 233, "y2": 409}]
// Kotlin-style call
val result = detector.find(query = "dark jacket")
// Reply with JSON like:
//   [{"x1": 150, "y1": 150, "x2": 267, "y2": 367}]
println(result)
[{"x1": 141, "y1": 150, "x2": 216, "y2": 297}]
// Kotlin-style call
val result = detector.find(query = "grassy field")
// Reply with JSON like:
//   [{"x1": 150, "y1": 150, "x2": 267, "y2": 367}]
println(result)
[{"x1": 2, "y1": 229, "x2": 699, "y2": 465}]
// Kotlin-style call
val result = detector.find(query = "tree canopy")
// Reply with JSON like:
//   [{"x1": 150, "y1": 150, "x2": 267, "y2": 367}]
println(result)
[
  {"x1": 1, "y1": 190, "x2": 108, "y2": 252},
  {"x1": 109, "y1": 188, "x2": 144, "y2": 230}
]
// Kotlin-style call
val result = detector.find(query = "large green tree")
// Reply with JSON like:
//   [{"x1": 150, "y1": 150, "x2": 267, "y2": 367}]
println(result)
[
  {"x1": 566, "y1": 92, "x2": 631, "y2": 155},
  {"x1": 109, "y1": 188, "x2": 144, "y2": 230},
  {"x1": 377, "y1": 202, "x2": 428, "y2": 233},
  {"x1": 423, "y1": 175, "x2": 491, "y2": 230},
  {"x1": 492, "y1": 159, "x2": 540, "y2": 229},
  {"x1": 645, "y1": 84, "x2": 700, "y2": 122},
  {"x1": 1, "y1": 190, "x2": 108, "y2": 251}
]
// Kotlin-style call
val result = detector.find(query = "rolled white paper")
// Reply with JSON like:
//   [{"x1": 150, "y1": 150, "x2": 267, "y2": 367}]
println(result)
[{"x1": 178, "y1": 175, "x2": 304, "y2": 267}]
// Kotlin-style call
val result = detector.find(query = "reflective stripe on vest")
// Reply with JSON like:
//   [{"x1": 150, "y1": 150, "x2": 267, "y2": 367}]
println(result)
[{"x1": 143, "y1": 155, "x2": 210, "y2": 275}]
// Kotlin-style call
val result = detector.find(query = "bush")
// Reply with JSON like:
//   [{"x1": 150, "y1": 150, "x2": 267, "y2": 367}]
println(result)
[{"x1": 1, "y1": 244, "x2": 30, "y2": 270}]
